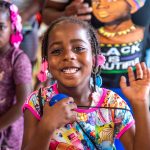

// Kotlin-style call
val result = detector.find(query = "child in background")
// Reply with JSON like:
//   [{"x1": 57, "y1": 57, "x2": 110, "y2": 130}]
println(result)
[
  {"x1": 11, "y1": 0, "x2": 44, "y2": 67},
  {"x1": 0, "y1": 1, "x2": 32, "y2": 150},
  {"x1": 22, "y1": 17, "x2": 150, "y2": 150}
]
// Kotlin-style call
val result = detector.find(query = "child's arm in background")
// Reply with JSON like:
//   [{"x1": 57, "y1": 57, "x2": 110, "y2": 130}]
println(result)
[
  {"x1": 42, "y1": 0, "x2": 92, "y2": 25},
  {"x1": 0, "y1": 83, "x2": 32, "y2": 131},
  {"x1": 0, "y1": 52, "x2": 32, "y2": 131},
  {"x1": 21, "y1": 97, "x2": 77, "y2": 150},
  {"x1": 120, "y1": 62, "x2": 150, "y2": 150}
]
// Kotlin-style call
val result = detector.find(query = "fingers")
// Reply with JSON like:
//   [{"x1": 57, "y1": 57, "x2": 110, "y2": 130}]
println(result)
[
  {"x1": 69, "y1": 101, "x2": 78, "y2": 110},
  {"x1": 135, "y1": 62, "x2": 150, "y2": 81},
  {"x1": 127, "y1": 62, "x2": 150, "y2": 83},
  {"x1": 77, "y1": 14, "x2": 92, "y2": 21},
  {"x1": 77, "y1": 3, "x2": 92, "y2": 15},
  {"x1": 57, "y1": 97, "x2": 77, "y2": 112},
  {"x1": 65, "y1": 1, "x2": 92, "y2": 20},
  {"x1": 120, "y1": 76, "x2": 127, "y2": 89},
  {"x1": 128, "y1": 66, "x2": 135, "y2": 82},
  {"x1": 63, "y1": 97, "x2": 75, "y2": 105},
  {"x1": 144, "y1": 63, "x2": 150, "y2": 82},
  {"x1": 77, "y1": 3, "x2": 92, "y2": 20},
  {"x1": 135, "y1": 63, "x2": 143, "y2": 80},
  {"x1": 141, "y1": 62, "x2": 150, "y2": 81},
  {"x1": 62, "y1": 98, "x2": 77, "y2": 123}
]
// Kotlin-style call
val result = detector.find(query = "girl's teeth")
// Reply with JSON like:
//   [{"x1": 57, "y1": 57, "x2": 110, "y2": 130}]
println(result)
[{"x1": 62, "y1": 68, "x2": 78, "y2": 74}]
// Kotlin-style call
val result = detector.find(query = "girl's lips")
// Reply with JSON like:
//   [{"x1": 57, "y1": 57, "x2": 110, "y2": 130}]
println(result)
[{"x1": 61, "y1": 67, "x2": 80, "y2": 74}]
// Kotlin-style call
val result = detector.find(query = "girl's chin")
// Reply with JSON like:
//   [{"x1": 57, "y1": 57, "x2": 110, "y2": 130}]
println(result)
[{"x1": 58, "y1": 80, "x2": 81, "y2": 88}]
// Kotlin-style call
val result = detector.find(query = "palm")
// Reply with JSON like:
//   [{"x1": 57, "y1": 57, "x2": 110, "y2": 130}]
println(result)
[{"x1": 120, "y1": 63, "x2": 150, "y2": 104}]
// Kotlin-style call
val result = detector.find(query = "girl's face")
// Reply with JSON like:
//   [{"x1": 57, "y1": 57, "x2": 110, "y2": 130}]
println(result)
[
  {"x1": 92, "y1": 0, "x2": 130, "y2": 23},
  {"x1": 0, "y1": 11, "x2": 11, "y2": 51},
  {"x1": 47, "y1": 22, "x2": 93, "y2": 88}
]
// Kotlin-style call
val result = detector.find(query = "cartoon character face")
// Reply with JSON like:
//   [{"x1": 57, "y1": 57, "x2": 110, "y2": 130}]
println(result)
[{"x1": 92, "y1": 0, "x2": 130, "y2": 23}]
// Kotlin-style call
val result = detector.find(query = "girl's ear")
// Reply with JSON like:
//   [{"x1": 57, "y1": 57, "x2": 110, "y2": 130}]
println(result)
[
  {"x1": 37, "y1": 60, "x2": 48, "y2": 82},
  {"x1": 92, "y1": 54, "x2": 106, "y2": 67}
]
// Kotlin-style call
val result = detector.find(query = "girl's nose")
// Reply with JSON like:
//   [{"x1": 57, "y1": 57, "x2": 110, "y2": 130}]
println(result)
[{"x1": 63, "y1": 48, "x2": 76, "y2": 61}]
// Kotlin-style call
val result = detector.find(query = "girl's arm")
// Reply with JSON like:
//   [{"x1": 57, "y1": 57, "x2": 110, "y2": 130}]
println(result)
[
  {"x1": 120, "y1": 62, "x2": 150, "y2": 150},
  {"x1": 21, "y1": 110, "x2": 54, "y2": 150},
  {"x1": 0, "y1": 83, "x2": 32, "y2": 131},
  {"x1": 0, "y1": 51, "x2": 32, "y2": 131},
  {"x1": 22, "y1": 97, "x2": 77, "y2": 150}
]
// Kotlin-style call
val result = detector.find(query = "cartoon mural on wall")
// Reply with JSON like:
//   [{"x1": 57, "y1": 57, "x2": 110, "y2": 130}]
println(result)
[{"x1": 92, "y1": 0, "x2": 146, "y2": 88}]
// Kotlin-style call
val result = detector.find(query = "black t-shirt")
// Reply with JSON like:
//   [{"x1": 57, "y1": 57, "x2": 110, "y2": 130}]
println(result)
[{"x1": 100, "y1": 40, "x2": 145, "y2": 88}]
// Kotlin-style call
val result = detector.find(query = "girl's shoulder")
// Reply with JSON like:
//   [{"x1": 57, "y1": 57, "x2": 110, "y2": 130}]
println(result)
[
  {"x1": 102, "y1": 88, "x2": 130, "y2": 110},
  {"x1": 11, "y1": 48, "x2": 30, "y2": 67},
  {"x1": 22, "y1": 84, "x2": 59, "y2": 119}
]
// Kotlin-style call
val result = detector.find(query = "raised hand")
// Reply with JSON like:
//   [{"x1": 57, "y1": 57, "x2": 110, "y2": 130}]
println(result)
[
  {"x1": 65, "y1": 0, "x2": 92, "y2": 20},
  {"x1": 120, "y1": 62, "x2": 150, "y2": 105}
]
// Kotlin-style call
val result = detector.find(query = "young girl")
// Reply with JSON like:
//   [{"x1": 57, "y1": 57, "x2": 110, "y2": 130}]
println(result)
[
  {"x1": 22, "y1": 17, "x2": 150, "y2": 150},
  {"x1": 0, "y1": 1, "x2": 32, "y2": 150}
]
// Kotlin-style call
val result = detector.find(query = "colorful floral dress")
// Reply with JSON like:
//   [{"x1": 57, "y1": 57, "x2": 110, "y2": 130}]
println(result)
[{"x1": 23, "y1": 84, "x2": 134, "y2": 150}]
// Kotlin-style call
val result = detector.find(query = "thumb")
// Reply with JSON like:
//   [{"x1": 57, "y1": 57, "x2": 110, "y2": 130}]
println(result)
[{"x1": 120, "y1": 76, "x2": 127, "y2": 90}]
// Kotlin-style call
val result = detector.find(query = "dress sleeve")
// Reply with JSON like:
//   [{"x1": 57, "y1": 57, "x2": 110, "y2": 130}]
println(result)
[
  {"x1": 22, "y1": 90, "x2": 42, "y2": 120},
  {"x1": 105, "y1": 90, "x2": 135, "y2": 139},
  {"x1": 13, "y1": 52, "x2": 32, "y2": 84},
  {"x1": 114, "y1": 105, "x2": 134, "y2": 139},
  {"x1": 22, "y1": 84, "x2": 58, "y2": 120}
]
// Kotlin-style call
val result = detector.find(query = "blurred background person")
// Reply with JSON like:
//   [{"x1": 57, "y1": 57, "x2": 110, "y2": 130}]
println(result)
[
  {"x1": 11, "y1": 0, "x2": 44, "y2": 68},
  {"x1": 0, "y1": 1, "x2": 32, "y2": 149}
]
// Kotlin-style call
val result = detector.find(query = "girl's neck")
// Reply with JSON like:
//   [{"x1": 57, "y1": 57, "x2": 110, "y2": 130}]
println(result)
[
  {"x1": 0, "y1": 44, "x2": 11, "y2": 55},
  {"x1": 57, "y1": 83, "x2": 93, "y2": 106}
]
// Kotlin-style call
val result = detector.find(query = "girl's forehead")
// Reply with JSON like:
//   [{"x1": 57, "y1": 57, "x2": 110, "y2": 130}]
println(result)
[
  {"x1": 48, "y1": 21, "x2": 92, "y2": 47},
  {"x1": 49, "y1": 21, "x2": 88, "y2": 39},
  {"x1": 52, "y1": 21, "x2": 85, "y2": 32}
]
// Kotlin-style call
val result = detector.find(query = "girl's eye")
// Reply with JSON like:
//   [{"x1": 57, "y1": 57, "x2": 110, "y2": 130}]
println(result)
[
  {"x1": 73, "y1": 47, "x2": 86, "y2": 53},
  {"x1": 0, "y1": 25, "x2": 6, "y2": 31},
  {"x1": 49, "y1": 48, "x2": 62, "y2": 55}
]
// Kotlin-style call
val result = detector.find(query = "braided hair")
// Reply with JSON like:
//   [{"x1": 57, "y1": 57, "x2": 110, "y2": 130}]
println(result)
[
  {"x1": 42, "y1": 16, "x2": 101, "y2": 90},
  {"x1": 0, "y1": 0, "x2": 22, "y2": 48}
]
